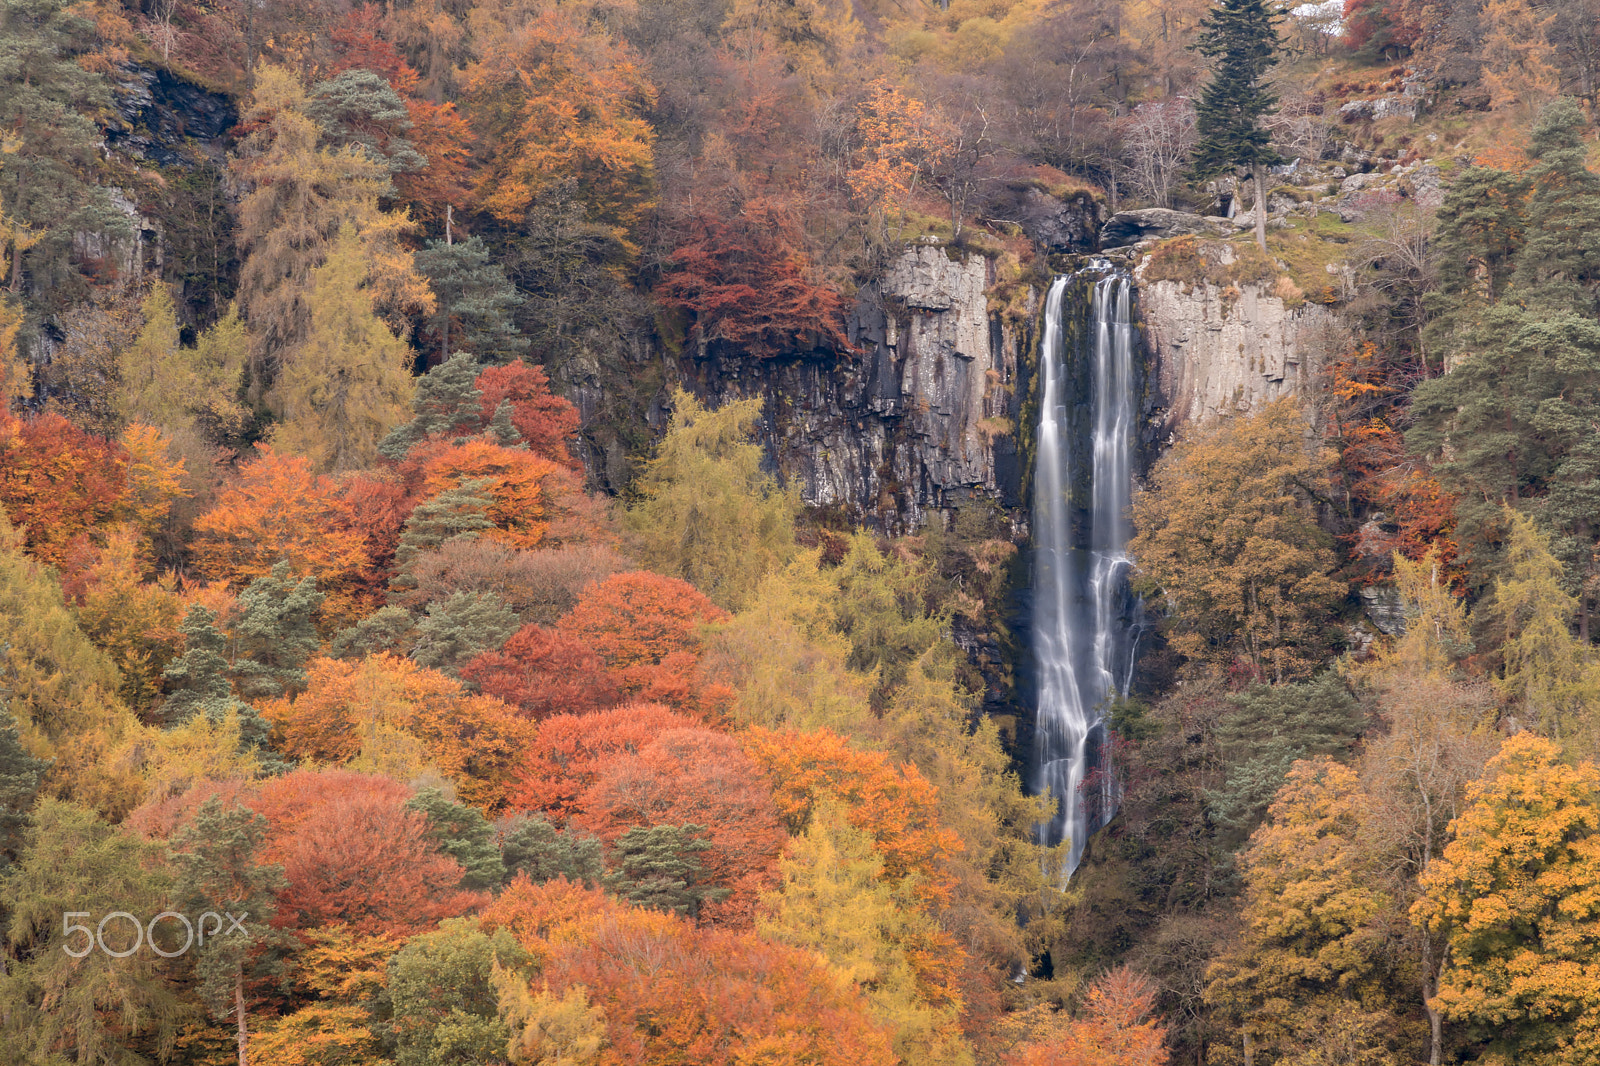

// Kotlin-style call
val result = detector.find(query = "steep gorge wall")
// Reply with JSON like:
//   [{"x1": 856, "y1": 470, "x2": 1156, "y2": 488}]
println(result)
[
  {"x1": 685, "y1": 246, "x2": 1038, "y2": 533},
  {"x1": 1136, "y1": 273, "x2": 1344, "y2": 435}
]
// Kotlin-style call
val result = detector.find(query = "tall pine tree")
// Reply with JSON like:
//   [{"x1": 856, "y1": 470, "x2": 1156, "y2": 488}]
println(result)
[{"x1": 1192, "y1": 0, "x2": 1284, "y2": 252}]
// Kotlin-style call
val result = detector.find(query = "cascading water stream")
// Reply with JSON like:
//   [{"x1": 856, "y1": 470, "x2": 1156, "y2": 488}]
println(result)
[{"x1": 1033, "y1": 269, "x2": 1141, "y2": 883}]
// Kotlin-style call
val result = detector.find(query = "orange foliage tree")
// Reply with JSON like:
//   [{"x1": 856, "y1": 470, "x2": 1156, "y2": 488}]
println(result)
[
  {"x1": 191, "y1": 445, "x2": 368, "y2": 618},
  {"x1": 486, "y1": 878, "x2": 896, "y2": 1066},
  {"x1": 548, "y1": 911, "x2": 898, "y2": 1066},
  {"x1": 1001, "y1": 966, "x2": 1169, "y2": 1066},
  {"x1": 250, "y1": 769, "x2": 486, "y2": 935},
  {"x1": 578, "y1": 727, "x2": 789, "y2": 928},
  {"x1": 462, "y1": 6, "x2": 656, "y2": 242},
  {"x1": 460, "y1": 623, "x2": 619, "y2": 719},
  {"x1": 262, "y1": 654, "x2": 534, "y2": 812},
  {"x1": 557, "y1": 571, "x2": 730, "y2": 710},
  {"x1": 474, "y1": 360, "x2": 580, "y2": 468},
  {"x1": 509, "y1": 704, "x2": 701, "y2": 818},
  {"x1": 0, "y1": 410, "x2": 128, "y2": 567},
  {"x1": 743, "y1": 727, "x2": 961, "y2": 903},
  {"x1": 412, "y1": 437, "x2": 565, "y2": 550}
]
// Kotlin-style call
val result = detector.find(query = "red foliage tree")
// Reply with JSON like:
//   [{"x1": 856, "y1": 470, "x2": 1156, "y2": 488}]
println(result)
[
  {"x1": 557, "y1": 571, "x2": 729, "y2": 709},
  {"x1": 0, "y1": 410, "x2": 128, "y2": 568},
  {"x1": 656, "y1": 201, "x2": 851, "y2": 360},
  {"x1": 509, "y1": 703, "x2": 700, "y2": 818},
  {"x1": 460, "y1": 623, "x2": 619, "y2": 719},
  {"x1": 268, "y1": 785, "x2": 487, "y2": 935},
  {"x1": 474, "y1": 360, "x2": 581, "y2": 469},
  {"x1": 577, "y1": 727, "x2": 789, "y2": 928}
]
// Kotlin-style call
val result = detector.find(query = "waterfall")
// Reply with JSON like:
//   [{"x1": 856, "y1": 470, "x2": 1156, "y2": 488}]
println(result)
[{"x1": 1033, "y1": 269, "x2": 1141, "y2": 883}]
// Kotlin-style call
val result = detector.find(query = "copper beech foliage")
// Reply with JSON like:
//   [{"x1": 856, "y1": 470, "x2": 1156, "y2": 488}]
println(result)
[
  {"x1": 510, "y1": 703, "x2": 702, "y2": 819},
  {"x1": 0, "y1": 410, "x2": 129, "y2": 569}
]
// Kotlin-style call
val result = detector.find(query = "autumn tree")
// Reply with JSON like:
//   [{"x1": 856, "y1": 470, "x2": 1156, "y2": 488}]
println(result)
[
  {"x1": 461, "y1": 623, "x2": 619, "y2": 719},
  {"x1": 263, "y1": 654, "x2": 533, "y2": 811},
  {"x1": 271, "y1": 224, "x2": 417, "y2": 474},
  {"x1": 0, "y1": 509, "x2": 142, "y2": 816},
  {"x1": 73, "y1": 526, "x2": 186, "y2": 713},
  {"x1": 0, "y1": 409, "x2": 128, "y2": 569},
  {"x1": 850, "y1": 78, "x2": 951, "y2": 237},
  {"x1": 0, "y1": 801, "x2": 182, "y2": 1065},
  {"x1": 1413, "y1": 734, "x2": 1600, "y2": 1066},
  {"x1": 759, "y1": 805, "x2": 971, "y2": 1065},
  {"x1": 474, "y1": 360, "x2": 580, "y2": 468},
  {"x1": 232, "y1": 65, "x2": 432, "y2": 395},
  {"x1": 463, "y1": 5, "x2": 656, "y2": 250},
  {"x1": 579, "y1": 727, "x2": 789, "y2": 926},
  {"x1": 626, "y1": 390, "x2": 798, "y2": 611},
  {"x1": 558, "y1": 570, "x2": 730, "y2": 708},
  {"x1": 251, "y1": 769, "x2": 487, "y2": 936},
  {"x1": 1131, "y1": 400, "x2": 1345, "y2": 682},
  {"x1": 192, "y1": 446, "x2": 369, "y2": 620},
  {"x1": 510, "y1": 704, "x2": 702, "y2": 818},
  {"x1": 1206, "y1": 758, "x2": 1402, "y2": 1064}
]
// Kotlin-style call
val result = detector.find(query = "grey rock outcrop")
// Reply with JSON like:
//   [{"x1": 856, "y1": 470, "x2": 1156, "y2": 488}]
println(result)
[
  {"x1": 1136, "y1": 259, "x2": 1345, "y2": 432},
  {"x1": 1015, "y1": 187, "x2": 1099, "y2": 253},
  {"x1": 685, "y1": 245, "x2": 1032, "y2": 531},
  {"x1": 1100, "y1": 209, "x2": 1235, "y2": 247}
]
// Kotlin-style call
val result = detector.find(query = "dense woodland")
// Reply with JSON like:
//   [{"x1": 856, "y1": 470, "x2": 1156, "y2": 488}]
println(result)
[{"x1": 2, "y1": 0, "x2": 1600, "y2": 1063}]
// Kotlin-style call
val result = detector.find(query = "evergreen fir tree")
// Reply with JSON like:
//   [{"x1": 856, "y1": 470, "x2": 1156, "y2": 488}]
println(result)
[
  {"x1": 378, "y1": 351, "x2": 487, "y2": 460},
  {"x1": 330, "y1": 604, "x2": 418, "y2": 660},
  {"x1": 173, "y1": 796, "x2": 293, "y2": 1066},
  {"x1": 415, "y1": 236, "x2": 524, "y2": 362},
  {"x1": 1513, "y1": 97, "x2": 1600, "y2": 314},
  {"x1": 411, "y1": 591, "x2": 519, "y2": 675},
  {"x1": 228, "y1": 561, "x2": 324, "y2": 701},
  {"x1": 389, "y1": 478, "x2": 497, "y2": 600},
  {"x1": 305, "y1": 69, "x2": 427, "y2": 177},
  {"x1": 1192, "y1": 0, "x2": 1284, "y2": 252},
  {"x1": 498, "y1": 814, "x2": 604, "y2": 886},
  {"x1": 486, "y1": 398, "x2": 522, "y2": 447},
  {"x1": 405, "y1": 786, "x2": 504, "y2": 891},
  {"x1": 602, "y1": 824, "x2": 728, "y2": 918}
]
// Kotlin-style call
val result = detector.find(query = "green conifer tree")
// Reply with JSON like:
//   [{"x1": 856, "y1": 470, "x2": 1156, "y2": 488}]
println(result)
[
  {"x1": 1192, "y1": 0, "x2": 1284, "y2": 252},
  {"x1": 383, "y1": 919, "x2": 532, "y2": 1066},
  {"x1": 378, "y1": 351, "x2": 486, "y2": 460},
  {"x1": 161, "y1": 606, "x2": 287, "y2": 770},
  {"x1": 415, "y1": 236, "x2": 524, "y2": 362},
  {"x1": 411, "y1": 591, "x2": 519, "y2": 676},
  {"x1": 405, "y1": 786, "x2": 505, "y2": 891},
  {"x1": 228, "y1": 561, "x2": 324, "y2": 701},
  {"x1": 498, "y1": 814, "x2": 604, "y2": 886},
  {"x1": 173, "y1": 796, "x2": 293, "y2": 1066},
  {"x1": 602, "y1": 823, "x2": 727, "y2": 918},
  {"x1": 305, "y1": 70, "x2": 427, "y2": 178},
  {"x1": 389, "y1": 479, "x2": 497, "y2": 601}
]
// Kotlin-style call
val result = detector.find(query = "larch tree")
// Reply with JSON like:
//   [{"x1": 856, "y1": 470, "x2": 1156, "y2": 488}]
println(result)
[
  {"x1": 1191, "y1": 0, "x2": 1283, "y2": 251},
  {"x1": 270, "y1": 225, "x2": 417, "y2": 474},
  {"x1": 626, "y1": 390, "x2": 798, "y2": 612}
]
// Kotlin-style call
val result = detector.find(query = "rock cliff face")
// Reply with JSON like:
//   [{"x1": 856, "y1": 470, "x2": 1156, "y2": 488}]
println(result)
[
  {"x1": 1135, "y1": 272, "x2": 1344, "y2": 433},
  {"x1": 685, "y1": 245, "x2": 1037, "y2": 532}
]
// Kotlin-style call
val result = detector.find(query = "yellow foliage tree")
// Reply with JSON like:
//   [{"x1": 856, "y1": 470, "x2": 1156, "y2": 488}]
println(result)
[
  {"x1": 117, "y1": 424, "x2": 191, "y2": 543},
  {"x1": 1130, "y1": 399, "x2": 1345, "y2": 682},
  {"x1": 758, "y1": 805, "x2": 974, "y2": 1066},
  {"x1": 1481, "y1": 0, "x2": 1560, "y2": 115},
  {"x1": 270, "y1": 225, "x2": 416, "y2": 474},
  {"x1": 74, "y1": 525, "x2": 185, "y2": 713},
  {"x1": 1413, "y1": 733, "x2": 1600, "y2": 1066}
]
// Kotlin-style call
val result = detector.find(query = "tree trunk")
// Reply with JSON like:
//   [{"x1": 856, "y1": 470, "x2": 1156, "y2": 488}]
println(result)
[
  {"x1": 1252, "y1": 164, "x2": 1269, "y2": 253},
  {"x1": 1242, "y1": 1029, "x2": 1255, "y2": 1066},
  {"x1": 235, "y1": 967, "x2": 249, "y2": 1066}
]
